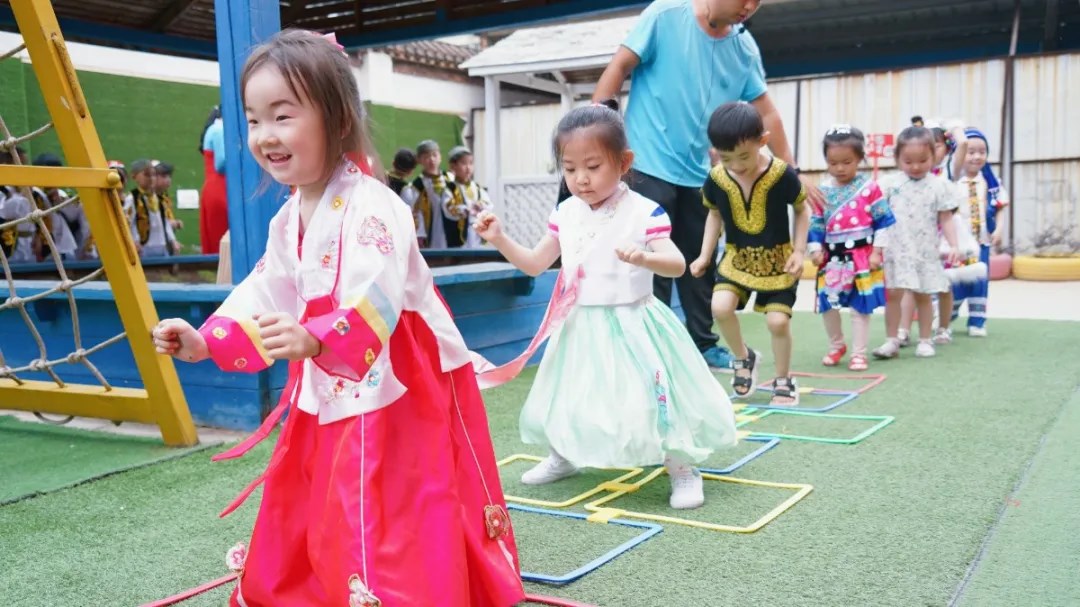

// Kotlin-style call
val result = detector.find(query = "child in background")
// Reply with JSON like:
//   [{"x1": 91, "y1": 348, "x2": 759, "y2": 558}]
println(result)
[
  {"x1": 897, "y1": 116, "x2": 968, "y2": 345},
  {"x1": 151, "y1": 30, "x2": 524, "y2": 607},
  {"x1": 691, "y1": 102, "x2": 809, "y2": 405},
  {"x1": 400, "y1": 140, "x2": 453, "y2": 248},
  {"x1": 30, "y1": 152, "x2": 78, "y2": 261},
  {"x1": 446, "y1": 145, "x2": 492, "y2": 248},
  {"x1": 949, "y1": 127, "x2": 1009, "y2": 337},
  {"x1": 153, "y1": 161, "x2": 184, "y2": 234},
  {"x1": 386, "y1": 147, "x2": 417, "y2": 197},
  {"x1": 475, "y1": 104, "x2": 737, "y2": 510},
  {"x1": 873, "y1": 126, "x2": 962, "y2": 359},
  {"x1": 808, "y1": 126, "x2": 896, "y2": 371},
  {"x1": 127, "y1": 158, "x2": 178, "y2": 257}
]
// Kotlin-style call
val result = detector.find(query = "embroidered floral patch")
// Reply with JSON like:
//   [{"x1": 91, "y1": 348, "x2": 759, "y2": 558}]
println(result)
[
  {"x1": 333, "y1": 317, "x2": 351, "y2": 335},
  {"x1": 348, "y1": 574, "x2": 381, "y2": 607},
  {"x1": 225, "y1": 542, "x2": 247, "y2": 572},
  {"x1": 484, "y1": 504, "x2": 511, "y2": 540},
  {"x1": 357, "y1": 216, "x2": 394, "y2": 254},
  {"x1": 212, "y1": 327, "x2": 228, "y2": 340},
  {"x1": 364, "y1": 348, "x2": 376, "y2": 366},
  {"x1": 365, "y1": 369, "x2": 381, "y2": 388},
  {"x1": 332, "y1": 196, "x2": 345, "y2": 210},
  {"x1": 234, "y1": 357, "x2": 247, "y2": 369},
  {"x1": 254, "y1": 256, "x2": 266, "y2": 274}
]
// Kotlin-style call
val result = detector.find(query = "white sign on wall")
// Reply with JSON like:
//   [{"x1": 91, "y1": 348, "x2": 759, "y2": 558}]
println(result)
[{"x1": 176, "y1": 189, "x2": 200, "y2": 210}]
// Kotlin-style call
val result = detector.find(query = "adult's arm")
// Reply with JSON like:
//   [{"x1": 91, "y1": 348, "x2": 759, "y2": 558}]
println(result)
[
  {"x1": 752, "y1": 93, "x2": 824, "y2": 210},
  {"x1": 592, "y1": 47, "x2": 640, "y2": 103}
]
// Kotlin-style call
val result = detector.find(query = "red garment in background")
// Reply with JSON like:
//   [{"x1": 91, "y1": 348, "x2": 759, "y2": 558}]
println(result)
[{"x1": 200, "y1": 149, "x2": 229, "y2": 254}]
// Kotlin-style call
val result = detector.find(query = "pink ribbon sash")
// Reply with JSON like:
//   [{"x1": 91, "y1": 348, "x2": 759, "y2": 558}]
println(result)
[{"x1": 472, "y1": 267, "x2": 581, "y2": 390}]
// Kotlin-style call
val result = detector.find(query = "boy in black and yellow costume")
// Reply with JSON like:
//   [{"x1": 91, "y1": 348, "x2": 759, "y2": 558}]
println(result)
[
  {"x1": 690, "y1": 102, "x2": 809, "y2": 406},
  {"x1": 386, "y1": 148, "x2": 417, "y2": 198},
  {"x1": 445, "y1": 146, "x2": 491, "y2": 249},
  {"x1": 400, "y1": 140, "x2": 452, "y2": 249},
  {"x1": 126, "y1": 158, "x2": 178, "y2": 257},
  {"x1": 0, "y1": 147, "x2": 37, "y2": 263},
  {"x1": 153, "y1": 161, "x2": 184, "y2": 238}
]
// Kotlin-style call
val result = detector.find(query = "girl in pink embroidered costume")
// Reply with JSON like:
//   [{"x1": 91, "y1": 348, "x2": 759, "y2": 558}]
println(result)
[
  {"x1": 472, "y1": 104, "x2": 737, "y2": 511},
  {"x1": 808, "y1": 126, "x2": 896, "y2": 372},
  {"x1": 150, "y1": 30, "x2": 523, "y2": 607}
]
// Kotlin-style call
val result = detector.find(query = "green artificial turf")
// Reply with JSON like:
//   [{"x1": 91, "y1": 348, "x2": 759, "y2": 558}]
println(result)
[
  {"x1": 0, "y1": 313, "x2": 1078, "y2": 607},
  {"x1": 954, "y1": 386, "x2": 1080, "y2": 607},
  {"x1": 0, "y1": 415, "x2": 214, "y2": 505}
]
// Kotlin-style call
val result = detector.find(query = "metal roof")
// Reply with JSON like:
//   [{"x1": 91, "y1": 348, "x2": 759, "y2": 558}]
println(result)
[
  {"x1": 463, "y1": 0, "x2": 1080, "y2": 80},
  {"x1": 0, "y1": 0, "x2": 652, "y2": 59},
  {"x1": 1, "y1": 0, "x2": 1076, "y2": 73}
]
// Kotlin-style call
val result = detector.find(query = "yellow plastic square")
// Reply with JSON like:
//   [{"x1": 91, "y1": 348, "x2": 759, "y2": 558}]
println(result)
[{"x1": 583, "y1": 468, "x2": 813, "y2": 533}]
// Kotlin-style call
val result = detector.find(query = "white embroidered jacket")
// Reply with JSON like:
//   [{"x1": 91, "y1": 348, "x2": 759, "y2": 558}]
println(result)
[{"x1": 198, "y1": 161, "x2": 472, "y2": 424}]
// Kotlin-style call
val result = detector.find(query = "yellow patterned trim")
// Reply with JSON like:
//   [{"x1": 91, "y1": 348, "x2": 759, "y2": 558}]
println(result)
[
  {"x1": 701, "y1": 189, "x2": 716, "y2": 210},
  {"x1": 709, "y1": 159, "x2": 787, "y2": 235},
  {"x1": 718, "y1": 243, "x2": 797, "y2": 292},
  {"x1": 792, "y1": 186, "x2": 807, "y2": 214},
  {"x1": 354, "y1": 298, "x2": 391, "y2": 343},
  {"x1": 233, "y1": 316, "x2": 274, "y2": 366},
  {"x1": 753, "y1": 302, "x2": 793, "y2": 316},
  {"x1": 714, "y1": 282, "x2": 749, "y2": 305}
]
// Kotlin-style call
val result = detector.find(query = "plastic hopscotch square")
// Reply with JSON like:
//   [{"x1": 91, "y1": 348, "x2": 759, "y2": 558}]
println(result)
[
  {"x1": 497, "y1": 454, "x2": 644, "y2": 508},
  {"x1": 698, "y1": 434, "x2": 780, "y2": 475},
  {"x1": 735, "y1": 408, "x2": 894, "y2": 444},
  {"x1": 741, "y1": 389, "x2": 860, "y2": 413},
  {"x1": 509, "y1": 504, "x2": 662, "y2": 585},
  {"x1": 777, "y1": 371, "x2": 887, "y2": 395},
  {"x1": 582, "y1": 468, "x2": 813, "y2": 534}
]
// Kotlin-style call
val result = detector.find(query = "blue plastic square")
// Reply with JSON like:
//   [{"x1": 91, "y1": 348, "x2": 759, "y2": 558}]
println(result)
[
  {"x1": 698, "y1": 435, "x2": 780, "y2": 475},
  {"x1": 509, "y1": 504, "x2": 663, "y2": 585}
]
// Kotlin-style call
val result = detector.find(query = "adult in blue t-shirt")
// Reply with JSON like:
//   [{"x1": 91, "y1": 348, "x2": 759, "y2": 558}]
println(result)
[{"x1": 593, "y1": 0, "x2": 820, "y2": 370}]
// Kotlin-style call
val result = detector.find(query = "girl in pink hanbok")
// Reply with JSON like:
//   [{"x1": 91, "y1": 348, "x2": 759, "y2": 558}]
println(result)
[{"x1": 151, "y1": 29, "x2": 523, "y2": 607}]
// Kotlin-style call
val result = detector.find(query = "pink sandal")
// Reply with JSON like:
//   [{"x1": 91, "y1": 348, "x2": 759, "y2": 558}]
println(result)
[{"x1": 848, "y1": 355, "x2": 868, "y2": 371}]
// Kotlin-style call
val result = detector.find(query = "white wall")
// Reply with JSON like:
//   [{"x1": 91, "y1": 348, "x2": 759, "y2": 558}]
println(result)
[
  {"x1": 353, "y1": 50, "x2": 484, "y2": 115},
  {"x1": 470, "y1": 54, "x2": 1080, "y2": 251}
]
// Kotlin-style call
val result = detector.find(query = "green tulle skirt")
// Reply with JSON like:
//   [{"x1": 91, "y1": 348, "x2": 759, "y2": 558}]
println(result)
[{"x1": 520, "y1": 297, "x2": 738, "y2": 468}]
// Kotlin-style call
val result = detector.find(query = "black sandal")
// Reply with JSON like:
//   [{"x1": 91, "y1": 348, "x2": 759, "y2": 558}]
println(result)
[
  {"x1": 770, "y1": 377, "x2": 800, "y2": 406},
  {"x1": 731, "y1": 348, "x2": 759, "y2": 399}
]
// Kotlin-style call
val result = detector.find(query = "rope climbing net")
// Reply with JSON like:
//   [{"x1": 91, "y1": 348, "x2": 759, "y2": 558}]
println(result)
[
  {"x1": 0, "y1": 5, "x2": 196, "y2": 446},
  {"x1": 0, "y1": 111, "x2": 121, "y2": 396}
]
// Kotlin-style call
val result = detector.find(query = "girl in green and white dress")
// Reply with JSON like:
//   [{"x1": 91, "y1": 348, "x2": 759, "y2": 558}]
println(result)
[{"x1": 474, "y1": 104, "x2": 737, "y2": 510}]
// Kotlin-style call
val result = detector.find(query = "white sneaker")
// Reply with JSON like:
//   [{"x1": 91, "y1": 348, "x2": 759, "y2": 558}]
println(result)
[
  {"x1": 915, "y1": 340, "x2": 936, "y2": 358},
  {"x1": 968, "y1": 326, "x2": 988, "y2": 338},
  {"x1": 897, "y1": 329, "x2": 911, "y2": 348},
  {"x1": 520, "y1": 453, "x2": 578, "y2": 485},
  {"x1": 872, "y1": 339, "x2": 900, "y2": 359},
  {"x1": 933, "y1": 327, "x2": 953, "y2": 345},
  {"x1": 666, "y1": 460, "x2": 705, "y2": 510}
]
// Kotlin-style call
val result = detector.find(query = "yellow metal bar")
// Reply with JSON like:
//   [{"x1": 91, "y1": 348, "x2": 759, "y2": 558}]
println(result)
[
  {"x1": 0, "y1": 380, "x2": 156, "y2": 424},
  {"x1": 7, "y1": 1, "x2": 197, "y2": 447},
  {"x1": 0, "y1": 166, "x2": 120, "y2": 189}
]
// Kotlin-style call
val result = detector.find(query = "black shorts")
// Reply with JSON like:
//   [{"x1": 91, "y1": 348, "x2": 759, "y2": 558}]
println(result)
[{"x1": 714, "y1": 275, "x2": 798, "y2": 317}]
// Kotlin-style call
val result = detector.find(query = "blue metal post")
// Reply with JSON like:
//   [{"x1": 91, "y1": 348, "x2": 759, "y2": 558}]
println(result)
[{"x1": 214, "y1": 0, "x2": 284, "y2": 282}]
